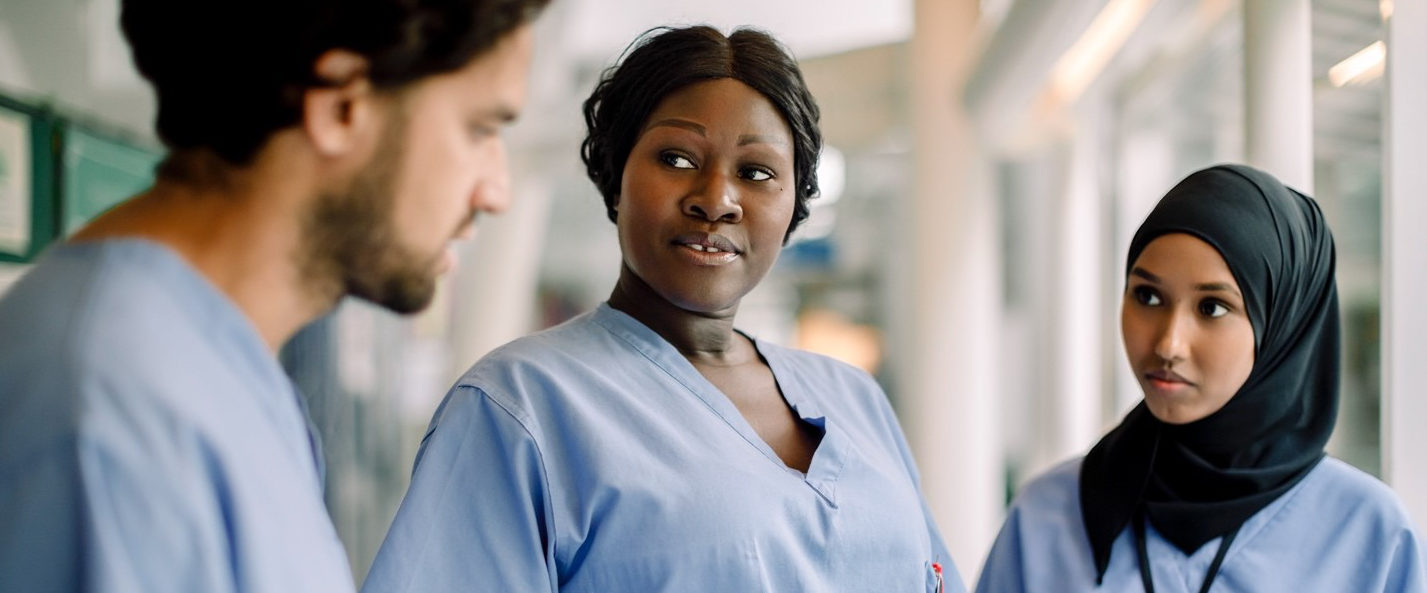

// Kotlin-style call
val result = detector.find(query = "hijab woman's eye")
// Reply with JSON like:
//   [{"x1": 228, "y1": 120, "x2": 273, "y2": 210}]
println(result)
[
  {"x1": 660, "y1": 152, "x2": 696, "y2": 169},
  {"x1": 1132, "y1": 286, "x2": 1162, "y2": 306},
  {"x1": 1199, "y1": 299, "x2": 1230, "y2": 318}
]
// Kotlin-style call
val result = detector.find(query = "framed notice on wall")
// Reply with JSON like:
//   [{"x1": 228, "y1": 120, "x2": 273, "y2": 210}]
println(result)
[
  {"x1": 0, "y1": 96, "x2": 55, "y2": 263},
  {"x1": 60, "y1": 123, "x2": 162, "y2": 234}
]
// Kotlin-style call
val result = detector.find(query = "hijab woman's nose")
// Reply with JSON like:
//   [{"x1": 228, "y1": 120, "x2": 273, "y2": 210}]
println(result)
[{"x1": 1153, "y1": 308, "x2": 1191, "y2": 366}]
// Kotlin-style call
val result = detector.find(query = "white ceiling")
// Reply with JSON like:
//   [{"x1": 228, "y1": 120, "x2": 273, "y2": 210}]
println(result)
[{"x1": 558, "y1": 0, "x2": 912, "y2": 61}]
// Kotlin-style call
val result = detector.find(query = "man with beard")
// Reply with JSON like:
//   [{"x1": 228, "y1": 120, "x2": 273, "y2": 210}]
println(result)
[{"x1": 0, "y1": 1, "x2": 548, "y2": 591}]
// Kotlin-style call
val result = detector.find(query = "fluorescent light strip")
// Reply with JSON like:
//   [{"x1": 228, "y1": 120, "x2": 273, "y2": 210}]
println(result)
[
  {"x1": 1051, "y1": 0, "x2": 1157, "y2": 102},
  {"x1": 1329, "y1": 40, "x2": 1386, "y2": 87}
]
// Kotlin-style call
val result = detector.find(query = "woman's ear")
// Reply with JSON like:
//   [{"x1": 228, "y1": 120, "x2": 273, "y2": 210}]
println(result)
[{"x1": 302, "y1": 50, "x2": 377, "y2": 157}]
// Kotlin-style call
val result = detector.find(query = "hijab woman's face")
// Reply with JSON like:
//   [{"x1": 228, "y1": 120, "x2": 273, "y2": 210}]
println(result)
[
  {"x1": 1121, "y1": 233, "x2": 1256, "y2": 424},
  {"x1": 615, "y1": 78, "x2": 796, "y2": 314}
]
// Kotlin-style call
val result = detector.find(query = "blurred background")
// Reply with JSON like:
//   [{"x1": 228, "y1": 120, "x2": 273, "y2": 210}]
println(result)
[{"x1": 1, "y1": 0, "x2": 1423, "y2": 587}]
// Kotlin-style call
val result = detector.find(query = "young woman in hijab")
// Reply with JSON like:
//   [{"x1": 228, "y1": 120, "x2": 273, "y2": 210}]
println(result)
[
  {"x1": 361, "y1": 26, "x2": 964, "y2": 593},
  {"x1": 975, "y1": 164, "x2": 1426, "y2": 593}
]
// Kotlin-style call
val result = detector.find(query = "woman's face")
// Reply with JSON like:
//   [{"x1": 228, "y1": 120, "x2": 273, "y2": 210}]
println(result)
[
  {"x1": 615, "y1": 78, "x2": 797, "y2": 314},
  {"x1": 1121, "y1": 233, "x2": 1256, "y2": 424}
]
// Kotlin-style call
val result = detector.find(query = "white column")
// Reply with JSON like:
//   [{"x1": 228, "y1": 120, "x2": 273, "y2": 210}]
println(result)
[
  {"x1": 1047, "y1": 116, "x2": 1105, "y2": 467},
  {"x1": 1382, "y1": 0, "x2": 1427, "y2": 529},
  {"x1": 445, "y1": 154, "x2": 553, "y2": 380},
  {"x1": 907, "y1": 0, "x2": 1002, "y2": 585},
  {"x1": 1244, "y1": 0, "x2": 1313, "y2": 191}
]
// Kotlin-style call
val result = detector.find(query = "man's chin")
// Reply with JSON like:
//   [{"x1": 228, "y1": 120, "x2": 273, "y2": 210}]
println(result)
[{"x1": 349, "y1": 275, "x2": 437, "y2": 315}]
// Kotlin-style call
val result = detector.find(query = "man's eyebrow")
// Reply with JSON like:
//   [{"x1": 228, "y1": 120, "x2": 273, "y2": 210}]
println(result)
[
  {"x1": 492, "y1": 106, "x2": 520, "y2": 123},
  {"x1": 472, "y1": 104, "x2": 520, "y2": 124}
]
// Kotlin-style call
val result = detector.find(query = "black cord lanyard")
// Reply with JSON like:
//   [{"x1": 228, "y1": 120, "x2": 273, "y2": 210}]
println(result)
[{"x1": 1132, "y1": 510, "x2": 1239, "y2": 593}]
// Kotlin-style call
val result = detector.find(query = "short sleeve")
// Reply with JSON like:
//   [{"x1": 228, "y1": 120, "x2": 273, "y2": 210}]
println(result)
[
  {"x1": 1386, "y1": 523, "x2": 1427, "y2": 593},
  {"x1": 361, "y1": 385, "x2": 555, "y2": 593},
  {"x1": 973, "y1": 502, "x2": 1028, "y2": 593}
]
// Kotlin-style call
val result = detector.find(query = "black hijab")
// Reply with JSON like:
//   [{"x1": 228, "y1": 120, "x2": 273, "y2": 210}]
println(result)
[{"x1": 1080, "y1": 163, "x2": 1340, "y2": 583}]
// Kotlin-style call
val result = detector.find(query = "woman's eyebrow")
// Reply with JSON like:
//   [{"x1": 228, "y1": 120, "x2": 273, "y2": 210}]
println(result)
[
  {"x1": 738, "y1": 134, "x2": 788, "y2": 147},
  {"x1": 1132, "y1": 267, "x2": 1241, "y2": 297},
  {"x1": 1196, "y1": 282, "x2": 1241, "y2": 297},
  {"x1": 644, "y1": 118, "x2": 705, "y2": 136}
]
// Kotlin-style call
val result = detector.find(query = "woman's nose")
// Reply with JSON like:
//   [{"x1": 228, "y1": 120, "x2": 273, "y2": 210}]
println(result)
[
  {"x1": 1153, "y1": 310, "x2": 1190, "y2": 365},
  {"x1": 682, "y1": 170, "x2": 742, "y2": 223}
]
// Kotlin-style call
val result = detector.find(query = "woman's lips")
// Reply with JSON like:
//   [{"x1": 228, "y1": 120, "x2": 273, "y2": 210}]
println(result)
[
  {"x1": 671, "y1": 232, "x2": 741, "y2": 266},
  {"x1": 673, "y1": 242, "x2": 740, "y2": 265},
  {"x1": 1144, "y1": 369, "x2": 1194, "y2": 394},
  {"x1": 672, "y1": 232, "x2": 740, "y2": 254}
]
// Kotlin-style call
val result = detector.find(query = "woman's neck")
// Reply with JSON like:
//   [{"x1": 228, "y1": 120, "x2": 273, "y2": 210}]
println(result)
[{"x1": 606, "y1": 264, "x2": 752, "y2": 365}]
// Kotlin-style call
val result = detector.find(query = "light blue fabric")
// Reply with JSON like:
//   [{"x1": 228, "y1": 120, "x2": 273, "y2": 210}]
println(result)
[
  {"x1": 363, "y1": 303, "x2": 964, "y2": 593},
  {"x1": 0, "y1": 240, "x2": 354, "y2": 593},
  {"x1": 975, "y1": 457, "x2": 1427, "y2": 593}
]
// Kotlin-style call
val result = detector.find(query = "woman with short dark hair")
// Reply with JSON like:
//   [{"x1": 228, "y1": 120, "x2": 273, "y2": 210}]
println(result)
[{"x1": 363, "y1": 25, "x2": 964, "y2": 593}]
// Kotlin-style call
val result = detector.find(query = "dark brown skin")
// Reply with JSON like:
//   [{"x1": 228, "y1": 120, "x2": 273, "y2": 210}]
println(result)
[
  {"x1": 608, "y1": 266, "x2": 822, "y2": 472},
  {"x1": 606, "y1": 78, "x2": 823, "y2": 472}
]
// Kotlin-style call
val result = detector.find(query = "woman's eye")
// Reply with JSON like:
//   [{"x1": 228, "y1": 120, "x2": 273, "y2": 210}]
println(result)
[
  {"x1": 741, "y1": 167, "x2": 774, "y2": 182},
  {"x1": 1132, "y1": 286, "x2": 1162, "y2": 306},
  {"x1": 660, "y1": 152, "x2": 696, "y2": 169},
  {"x1": 1199, "y1": 300, "x2": 1230, "y2": 318}
]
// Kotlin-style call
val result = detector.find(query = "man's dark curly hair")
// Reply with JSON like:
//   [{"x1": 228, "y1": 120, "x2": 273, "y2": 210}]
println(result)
[
  {"x1": 121, "y1": 0, "x2": 550, "y2": 166},
  {"x1": 580, "y1": 26, "x2": 823, "y2": 243}
]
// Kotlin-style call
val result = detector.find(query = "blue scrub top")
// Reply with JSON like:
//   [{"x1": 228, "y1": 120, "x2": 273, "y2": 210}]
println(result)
[
  {"x1": 363, "y1": 303, "x2": 964, "y2": 593},
  {"x1": 975, "y1": 457, "x2": 1427, "y2": 593},
  {"x1": 0, "y1": 240, "x2": 354, "y2": 593}
]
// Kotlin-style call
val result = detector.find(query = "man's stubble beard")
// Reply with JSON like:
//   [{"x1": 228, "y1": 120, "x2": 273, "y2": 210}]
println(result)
[{"x1": 299, "y1": 105, "x2": 443, "y2": 315}]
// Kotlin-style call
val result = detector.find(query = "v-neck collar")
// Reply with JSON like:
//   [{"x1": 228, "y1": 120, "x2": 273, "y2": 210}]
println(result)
[{"x1": 590, "y1": 302, "x2": 849, "y2": 505}]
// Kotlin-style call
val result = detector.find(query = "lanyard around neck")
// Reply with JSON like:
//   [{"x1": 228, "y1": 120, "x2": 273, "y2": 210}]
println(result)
[{"x1": 1132, "y1": 509, "x2": 1239, "y2": 593}]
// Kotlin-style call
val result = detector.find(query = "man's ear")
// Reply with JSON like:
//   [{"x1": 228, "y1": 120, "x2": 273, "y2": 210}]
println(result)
[{"x1": 303, "y1": 49, "x2": 377, "y2": 157}]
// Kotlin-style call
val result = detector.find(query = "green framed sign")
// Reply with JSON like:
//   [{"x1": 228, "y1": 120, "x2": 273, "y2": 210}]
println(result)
[
  {"x1": 59, "y1": 123, "x2": 163, "y2": 235},
  {"x1": 0, "y1": 95, "x2": 56, "y2": 263}
]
